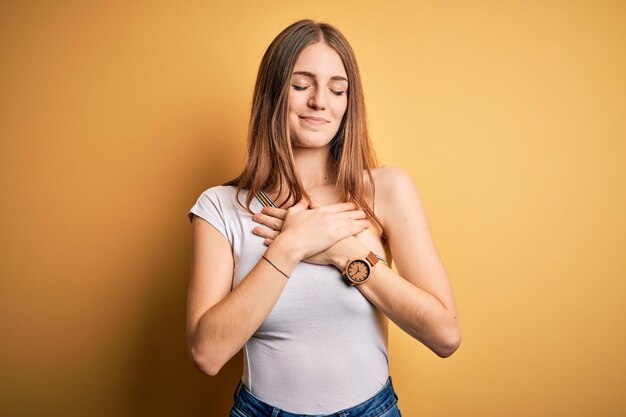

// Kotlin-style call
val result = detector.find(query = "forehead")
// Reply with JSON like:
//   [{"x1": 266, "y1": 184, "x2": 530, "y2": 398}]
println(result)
[{"x1": 292, "y1": 42, "x2": 347, "y2": 79}]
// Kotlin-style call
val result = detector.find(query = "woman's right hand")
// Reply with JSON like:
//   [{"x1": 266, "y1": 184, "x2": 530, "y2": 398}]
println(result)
[
  {"x1": 255, "y1": 199, "x2": 369, "y2": 263},
  {"x1": 260, "y1": 198, "x2": 370, "y2": 262}
]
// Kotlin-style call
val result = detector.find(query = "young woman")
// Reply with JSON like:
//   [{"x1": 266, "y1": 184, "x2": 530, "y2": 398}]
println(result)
[{"x1": 187, "y1": 19, "x2": 461, "y2": 417}]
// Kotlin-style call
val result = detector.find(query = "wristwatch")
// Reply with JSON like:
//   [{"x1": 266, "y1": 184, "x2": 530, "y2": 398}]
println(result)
[{"x1": 342, "y1": 251, "x2": 379, "y2": 285}]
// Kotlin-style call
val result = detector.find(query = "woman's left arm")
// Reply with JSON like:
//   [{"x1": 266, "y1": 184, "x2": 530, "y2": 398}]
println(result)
[
  {"x1": 252, "y1": 166, "x2": 461, "y2": 357},
  {"x1": 334, "y1": 166, "x2": 461, "y2": 358}
]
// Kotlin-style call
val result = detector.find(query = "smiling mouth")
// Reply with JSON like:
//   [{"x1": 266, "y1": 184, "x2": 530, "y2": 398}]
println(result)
[{"x1": 299, "y1": 116, "x2": 329, "y2": 124}]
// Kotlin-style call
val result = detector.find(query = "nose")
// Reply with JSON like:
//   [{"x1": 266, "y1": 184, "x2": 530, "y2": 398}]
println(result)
[{"x1": 307, "y1": 87, "x2": 326, "y2": 111}]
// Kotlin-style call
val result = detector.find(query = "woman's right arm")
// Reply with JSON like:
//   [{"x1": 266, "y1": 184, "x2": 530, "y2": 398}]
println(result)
[{"x1": 187, "y1": 200, "x2": 368, "y2": 376}]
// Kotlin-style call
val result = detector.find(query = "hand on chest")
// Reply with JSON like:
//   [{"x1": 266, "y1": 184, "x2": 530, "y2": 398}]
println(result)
[{"x1": 308, "y1": 189, "x2": 386, "y2": 258}]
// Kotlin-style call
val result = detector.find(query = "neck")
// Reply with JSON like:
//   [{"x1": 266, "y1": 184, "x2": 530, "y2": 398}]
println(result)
[{"x1": 292, "y1": 145, "x2": 336, "y2": 189}]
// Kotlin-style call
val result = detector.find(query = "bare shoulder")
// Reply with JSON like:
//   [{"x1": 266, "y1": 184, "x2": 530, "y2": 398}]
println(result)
[
  {"x1": 368, "y1": 164, "x2": 424, "y2": 232},
  {"x1": 371, "y1": 165, "x2": 421, "y2": 207},
  {"x1": 371, "y1": 165, "x2": 415, "y2": 190}
]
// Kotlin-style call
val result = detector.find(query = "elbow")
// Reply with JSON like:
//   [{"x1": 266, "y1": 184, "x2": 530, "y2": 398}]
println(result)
[
  {"x1": 190, "y1": 345, "x2": 223, "y2": 377},
  {"x1": 433, "y1": 322, "x2": 462, "y2": 358}
]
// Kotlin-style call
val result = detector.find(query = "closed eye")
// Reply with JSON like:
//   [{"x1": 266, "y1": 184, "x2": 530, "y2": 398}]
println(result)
[{"x1": 292, "y1": 85, "x2": 345, "y2": 97}]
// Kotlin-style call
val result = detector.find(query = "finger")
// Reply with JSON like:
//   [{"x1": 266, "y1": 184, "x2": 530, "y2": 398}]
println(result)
[
  {"x1": 261, "y1": 206, "x2": 287, "y2": 220},
  {"x1": 264, "y1": 238, "x2": 274, "y2": 246},
  {"x1": 345, "y1": 219, "x2": 370, "y2": 230},
  {"x1": 322, "y1": 201, "x2": 360, "y2": 213},
  {"x1": 253, "y1": 226, "x2": 280, "y2": 240},
  {"x1": 253, "y1": 212, "x2": 283, "y2": 230},
  {"x1": 335, "y1": 210, "x2": 368, "y2": 220},
  {"x1": 335, "y1": 221, "x2": 370, "y2": 239},
  {"x1": 320, "y1": 209, "x2": 367, "y2": 223}
]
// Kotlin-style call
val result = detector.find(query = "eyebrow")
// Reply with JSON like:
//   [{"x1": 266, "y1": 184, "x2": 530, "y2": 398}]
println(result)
[{"x1": 292, "y1": 71, "x2": 348, "y2": 82}]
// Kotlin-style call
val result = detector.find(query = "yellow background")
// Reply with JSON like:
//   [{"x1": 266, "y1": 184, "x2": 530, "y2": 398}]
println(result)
[{"x1": 1, "y1": 1, "x2": 624, "y2": 416}]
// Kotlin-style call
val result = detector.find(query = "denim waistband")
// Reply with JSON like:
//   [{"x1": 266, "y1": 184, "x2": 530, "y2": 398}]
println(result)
[{"x1": 231, "y1": 376, "x2": 399, "y2": 417}]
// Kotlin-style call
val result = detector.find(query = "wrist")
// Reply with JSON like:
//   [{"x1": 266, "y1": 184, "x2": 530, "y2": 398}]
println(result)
[
  {"x1": 268, "y1": 233, "x2": 305, "y2": 267},
  {"x1": 332, "y1": 237, "x2": 369, "y2": 271}
]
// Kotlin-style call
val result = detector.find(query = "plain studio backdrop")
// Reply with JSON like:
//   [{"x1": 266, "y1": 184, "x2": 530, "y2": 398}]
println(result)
[{"x1": 0, "y1": 1, "x2": 624, "y2": 416}]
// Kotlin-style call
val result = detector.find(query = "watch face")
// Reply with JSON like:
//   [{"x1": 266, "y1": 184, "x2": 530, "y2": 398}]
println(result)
[{"x1": 347, "y1": 259, "x2": 370, "y2": 283}]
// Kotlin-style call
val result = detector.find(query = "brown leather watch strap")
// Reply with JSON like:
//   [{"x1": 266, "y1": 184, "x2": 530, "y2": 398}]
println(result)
[{"x1": 366, "y1": 251, "x2": 379, "y2": 268}]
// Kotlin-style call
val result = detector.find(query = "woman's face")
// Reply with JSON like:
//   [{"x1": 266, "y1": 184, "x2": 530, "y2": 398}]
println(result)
[{"x1": 288, "y1": 42, "x2": 349, "y2": 149}]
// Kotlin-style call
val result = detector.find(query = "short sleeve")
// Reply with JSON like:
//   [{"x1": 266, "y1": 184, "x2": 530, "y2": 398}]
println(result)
[{"x1": 188, "y1": 187, "x2": 228, "y2": 240}]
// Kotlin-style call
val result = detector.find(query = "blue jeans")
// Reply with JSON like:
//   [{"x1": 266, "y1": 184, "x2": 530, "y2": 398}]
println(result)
[{"x1": 229, "y1": 376, "x2": 402, "y2": 417}]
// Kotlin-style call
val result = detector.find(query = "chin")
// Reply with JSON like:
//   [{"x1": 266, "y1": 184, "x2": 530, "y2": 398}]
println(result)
[
  {"x1": 291, "y1": 131, "x2": 338, "y2": 149},
  {"x1": 292, "y1": 137, "x2": 333, "y2": 149}
]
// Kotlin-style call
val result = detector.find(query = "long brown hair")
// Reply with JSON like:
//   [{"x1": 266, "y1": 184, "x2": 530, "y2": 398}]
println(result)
[{"x1": 225, "y1": 19, "x2": 384, "y2": 236}]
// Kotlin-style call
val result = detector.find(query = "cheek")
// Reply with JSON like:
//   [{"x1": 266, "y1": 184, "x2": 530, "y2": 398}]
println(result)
[
  {"x1": 288, "y1": 91, "x2": 307, "y2": 112},
  {"x1": 332, "y1": 99, "x2": 348, "y2": 120}
]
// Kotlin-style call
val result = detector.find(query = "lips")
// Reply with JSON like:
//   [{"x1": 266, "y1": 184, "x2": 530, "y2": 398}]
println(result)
[{"x1": 299, "y1": 116, "x2": 329, "y2": 124}]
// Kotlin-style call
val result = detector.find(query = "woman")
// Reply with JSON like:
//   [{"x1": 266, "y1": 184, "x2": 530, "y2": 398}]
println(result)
[{"x1": 187, "y1": 19, "x2": 461, "y2": 416}]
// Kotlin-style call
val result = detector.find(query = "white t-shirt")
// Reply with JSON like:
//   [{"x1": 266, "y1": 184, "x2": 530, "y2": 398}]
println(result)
[{"x1": 188, "y1": 185, "x2": 389, "y2": 414}]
